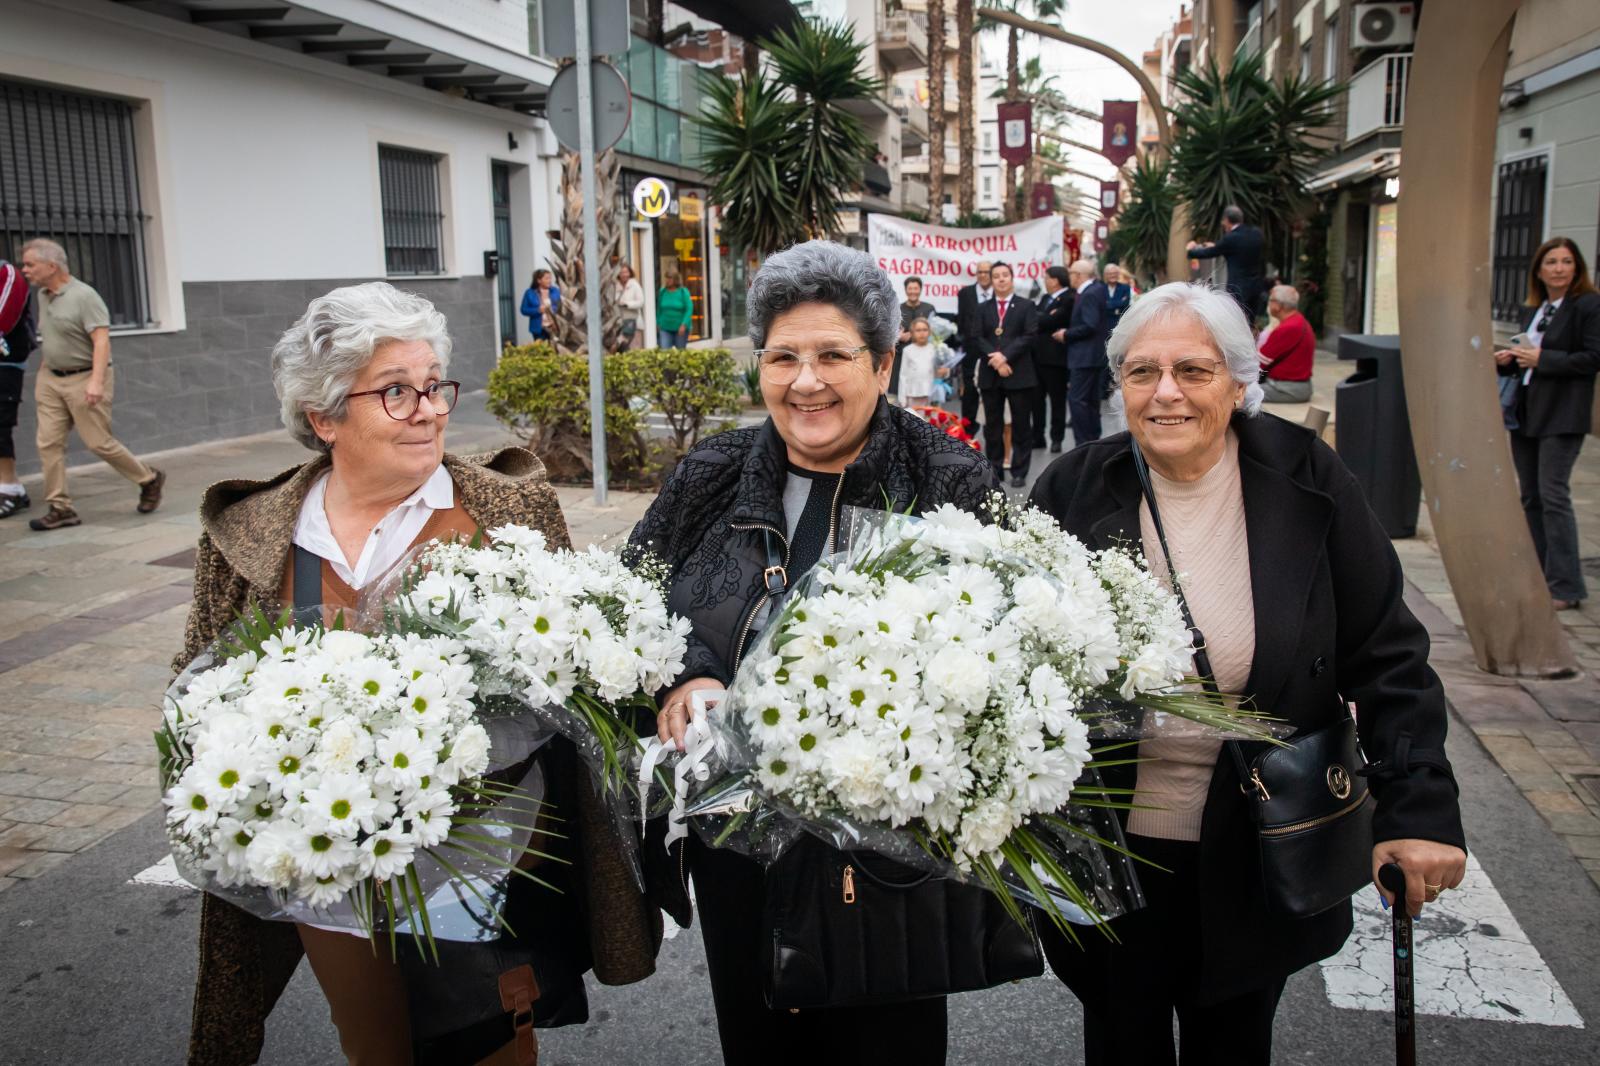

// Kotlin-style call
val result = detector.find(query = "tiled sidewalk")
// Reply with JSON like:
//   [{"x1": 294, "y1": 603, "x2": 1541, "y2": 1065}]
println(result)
[{"x1": 0, "y1": 394, "x2": 651, "y2": 889}]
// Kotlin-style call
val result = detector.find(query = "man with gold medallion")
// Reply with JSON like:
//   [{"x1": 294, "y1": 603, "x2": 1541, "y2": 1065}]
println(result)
[{"x1": 976, "y1": 261, "x2": 1039, "y2": 487}]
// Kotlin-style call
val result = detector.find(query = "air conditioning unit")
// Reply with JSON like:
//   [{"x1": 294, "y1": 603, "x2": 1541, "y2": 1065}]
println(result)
[{"x1": 1351, "y1": 3, "x2": 1416, "y2": 49}]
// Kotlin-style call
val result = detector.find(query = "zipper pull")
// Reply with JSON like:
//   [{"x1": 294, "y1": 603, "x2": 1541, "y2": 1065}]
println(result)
[
  {"x1": 842, "y1": 864, "x2": 856, "y2": 904},
  {"x1": 1250, "y1": 768, "x2": 1271, "y2": 802}
]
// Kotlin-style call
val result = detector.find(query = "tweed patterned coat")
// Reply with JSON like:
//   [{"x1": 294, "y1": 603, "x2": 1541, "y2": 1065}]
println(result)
[{"x1": 175, "y1": 447, "x2": 661, "y2": 1065}]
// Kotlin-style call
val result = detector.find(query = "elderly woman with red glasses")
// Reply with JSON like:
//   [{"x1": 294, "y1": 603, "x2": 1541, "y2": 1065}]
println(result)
[
  {"x1": 1028, "y1": 282, "x2": 1466, "y2": 1065},
  {"x1": 175, "y1": 281, "x2": 660, "y2": 1064},
  {"x1": 629, "y1": 240, "x2": 996, "y2": 1065}
]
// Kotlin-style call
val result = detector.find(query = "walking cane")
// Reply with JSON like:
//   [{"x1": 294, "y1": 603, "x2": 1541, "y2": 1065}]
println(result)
[{"x1": 1378, "y1": 863, "x2": 1416, "y2": 1066}]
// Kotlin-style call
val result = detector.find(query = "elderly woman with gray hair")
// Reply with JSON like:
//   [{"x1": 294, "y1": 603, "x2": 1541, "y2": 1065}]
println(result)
[
  {"x1": 176, "y1": 282, "x2": 660, "y2": 1064},
  {"x1": 1028, "y1": 282, "x2": 1466, "y2": 1064},
  {"x1": 629, "y1": 240, "x2": 995, "y2": 1064}
]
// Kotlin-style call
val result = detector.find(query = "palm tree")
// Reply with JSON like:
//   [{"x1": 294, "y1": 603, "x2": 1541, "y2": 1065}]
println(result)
[
  {"x1": 1170, "y1": 52, "x2": 1342, "y2": 257},
  {"x1": 548, "y1": 147, "x2": 625, "y2": 353},
  {"x1": 956, "y1": 0, "x2": 976, "y2": 217},
  {"x1": 983, "y1": 0, "x2": 1067, "y2": 220},
  {"x1": 693, "y1": 19, "x2": 878, "y2": 254},
  {"x1": 927, "y1": 0, "x2": 947, "y2": 220}
]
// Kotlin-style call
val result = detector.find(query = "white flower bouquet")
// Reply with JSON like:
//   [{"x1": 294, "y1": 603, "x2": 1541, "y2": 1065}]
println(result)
[
  {"x1": 680, "y1": 502, "x2": 1281, "y2": 933},
  {"x1": 368, "y1": 524, "x2": 692, "y2": 816},
  {"x1": 158, "y1": 614, "x2": 550, "y2": 951}
]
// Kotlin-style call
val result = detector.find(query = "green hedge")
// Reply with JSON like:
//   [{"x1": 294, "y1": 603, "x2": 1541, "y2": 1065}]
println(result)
[{"x1": 487, "y1": 343, "x2": 742, "y2": 484}]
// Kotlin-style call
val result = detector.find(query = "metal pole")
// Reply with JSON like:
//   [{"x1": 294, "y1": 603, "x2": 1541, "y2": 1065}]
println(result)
[{"x1": 575, "y1": 0, "x2": 608, "y2": 505}]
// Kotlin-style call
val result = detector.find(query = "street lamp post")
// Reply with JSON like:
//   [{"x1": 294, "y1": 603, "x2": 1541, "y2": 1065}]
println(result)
[{"x1": 976, "y1": 8, "x2": 1188, "y2": 281}]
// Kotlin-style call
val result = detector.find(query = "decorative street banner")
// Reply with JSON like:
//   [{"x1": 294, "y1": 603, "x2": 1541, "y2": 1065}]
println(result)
[
  {"x1": 997, "y1": 101, "x2": 1033, "y2": 167},
  {"x1": 1030, "y1": 182, "x2": 1056, "y2": 218},
  {"x1": 1101, "y1": 100, "x2": 1138, "y2": 168},
  {"x1": 867, "y1": 213, "x2": 1064, "y2": 312},
  {"x1": 1100, "y1": 180, "x2": 1121, "y2": 218}
]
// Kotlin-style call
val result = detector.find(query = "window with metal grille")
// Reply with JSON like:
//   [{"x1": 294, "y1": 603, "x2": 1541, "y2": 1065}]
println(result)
[
  {"x1": 1492, "y1": 155, "x2": 1548, "y2": 322},
  {"x1": 0, "y1": 78, "x2": 151, "y2": 327},
  {"x1": 379, "y1": 146, "x2": 446, "y2": 276}
]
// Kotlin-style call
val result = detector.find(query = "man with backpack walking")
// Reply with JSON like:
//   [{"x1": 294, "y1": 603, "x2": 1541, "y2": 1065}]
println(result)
[{"x1": 0, "y1": 258, "x2": 34, "y2": 518}]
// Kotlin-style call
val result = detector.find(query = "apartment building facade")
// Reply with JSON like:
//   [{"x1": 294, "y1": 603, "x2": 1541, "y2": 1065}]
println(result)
[{"x1": 4, "y1": 0, "x2": 565, "y2": 472}]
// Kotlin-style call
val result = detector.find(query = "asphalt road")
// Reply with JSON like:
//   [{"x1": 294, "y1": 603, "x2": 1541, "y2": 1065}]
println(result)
[{"x1": 3, "y1": 713, "x2": 1597, "y2": 1065}]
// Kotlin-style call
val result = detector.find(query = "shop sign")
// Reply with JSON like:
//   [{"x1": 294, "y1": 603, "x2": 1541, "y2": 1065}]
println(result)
[
  {"x1": 632, "y1": 176, "x2": 671, "y2": 218},
  {"x1": 679, "y1": 192, "x2": 703, "y2": 223}
]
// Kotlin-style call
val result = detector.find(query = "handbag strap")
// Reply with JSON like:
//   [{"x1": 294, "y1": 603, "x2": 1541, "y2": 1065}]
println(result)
[{"x1": 1129, "y1": 441, "x2": 1256, "y2": 788}]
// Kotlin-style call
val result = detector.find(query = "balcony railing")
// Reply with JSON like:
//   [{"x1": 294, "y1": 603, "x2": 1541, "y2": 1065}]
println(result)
[
  {"x1": 895, "y1": 91, "x2": 930, "y2": 142},
  {"x1": 1346, "y1": 52, "x2": 1411, "y2": 143},
  {"x1": 878, "y1": 12, "x2": 929, "y2": 73},
  {"x1": 901, "y1": 177, "x2": 930, "y2": 212}
]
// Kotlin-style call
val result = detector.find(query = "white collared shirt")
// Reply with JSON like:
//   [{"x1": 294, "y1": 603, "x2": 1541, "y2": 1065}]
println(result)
[
  {"x1": 293, "y1": 464, "x2": 454, "y2": 589},
  {"x1": 976, "y1": 285, "x2": 994, "y2": 303},
  {"x1": 1076, "y1": 277, "x2": 1094, "y2": 295}
]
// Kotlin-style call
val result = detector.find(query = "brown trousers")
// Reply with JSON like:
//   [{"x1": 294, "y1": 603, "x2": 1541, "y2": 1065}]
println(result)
[{"x1": 34, "y1": 365, "x2": 153, "y2": 510}]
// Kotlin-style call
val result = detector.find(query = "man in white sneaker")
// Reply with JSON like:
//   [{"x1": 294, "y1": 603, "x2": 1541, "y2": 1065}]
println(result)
[
  {"x1": 0, "y1": 259, "x2": 34, "y2": 518},
  {"x1": 20, "y1": 239, "x2": 163, "y2": 530}
]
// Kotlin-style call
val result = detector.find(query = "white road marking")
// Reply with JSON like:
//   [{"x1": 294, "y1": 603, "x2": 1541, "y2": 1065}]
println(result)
[
  {"x1": 1320, "y1": 853, "x2": 1583, "y2": 1027},
  {"x1": 130, "y1": 855, "x2": 194, "y2": 890}
]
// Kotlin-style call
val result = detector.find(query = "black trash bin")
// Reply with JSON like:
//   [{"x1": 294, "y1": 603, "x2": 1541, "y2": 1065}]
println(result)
[{"x1": 1334, "y1": 334, "x2": 1421, "y2": 538}]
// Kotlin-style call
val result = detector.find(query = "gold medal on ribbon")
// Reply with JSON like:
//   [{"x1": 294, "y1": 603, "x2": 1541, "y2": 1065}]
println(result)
[{"x1": 995, "y1": 325, "x2": 1003, "y2": 335}]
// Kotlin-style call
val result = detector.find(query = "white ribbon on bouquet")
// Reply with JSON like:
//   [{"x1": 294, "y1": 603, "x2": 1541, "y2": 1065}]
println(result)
[{"x1": 636, "y1": 690, "x2": 723, "y2": 849}]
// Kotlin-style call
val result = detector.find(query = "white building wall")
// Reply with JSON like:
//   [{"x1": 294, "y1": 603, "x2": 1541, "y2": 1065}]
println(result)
[
  {"x1": 1496, "y1": 65, "x2": 1600, "y2": 268},
  {"x1": 4, "y1": 0, "x2": 555, "y2": 299}
]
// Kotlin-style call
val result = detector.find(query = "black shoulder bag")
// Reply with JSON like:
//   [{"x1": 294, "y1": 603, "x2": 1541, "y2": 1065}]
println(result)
[
  {"x1": 751, "y1": 530, "x2": 1043, "y2": 1009},
  {"x1": 1130, "y1": 442, "x2": 1374, "y2": 919}
]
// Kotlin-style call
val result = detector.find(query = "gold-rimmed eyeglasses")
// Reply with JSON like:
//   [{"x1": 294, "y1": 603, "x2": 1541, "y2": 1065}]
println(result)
[
  {"x1": 1120, "y1": 359, "x2": 1225, "y2": 391},
  {"x1": 346, "y1": 380, "x2": 461, "y2": 420},
  {"x1": 754, "y1": 345, "x2": 872, "y2": 385}
]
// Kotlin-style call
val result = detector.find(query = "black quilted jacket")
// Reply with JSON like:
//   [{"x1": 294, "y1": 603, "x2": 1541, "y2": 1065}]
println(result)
[{"x1": 629, "y1": 398, "x2": 997, "y2": 688}]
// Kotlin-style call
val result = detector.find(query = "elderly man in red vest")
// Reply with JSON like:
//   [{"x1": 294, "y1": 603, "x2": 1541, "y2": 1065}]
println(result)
[{"x1": 1257, "y1": 284, "x2": 1316, "y2": 404}]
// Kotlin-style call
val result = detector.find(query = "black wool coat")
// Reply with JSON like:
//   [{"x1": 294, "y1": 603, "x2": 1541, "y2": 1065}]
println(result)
[
  {"x1": 977, "y1": 295, "x2": 1040, "y2": 391},
  {"x1": 1501, "y1": 290, "x2": 1600, "y2": 437},
  {"x1": 630, "y1": 398, "x2": 997, "y2": 688},
  {"x1": 1028, "y1": 413, "x2": 1466, "y2": 1002},
  {"x1": 1035, "y1": 287, "x2": 1074, "y2": 369}
]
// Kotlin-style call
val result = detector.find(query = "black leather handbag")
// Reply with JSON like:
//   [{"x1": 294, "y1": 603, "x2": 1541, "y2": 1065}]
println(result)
[
  {"x1": 1130, "y1": 443, "x2": 1374, "y2": 921},
  {"x1": 760, "y1": 837, "x2": 1043, "y2": 1010}
]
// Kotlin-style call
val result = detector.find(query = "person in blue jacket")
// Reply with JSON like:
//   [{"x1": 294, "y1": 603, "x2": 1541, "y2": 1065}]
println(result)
[{"x1": 520, "y1": 269, "x2": 560, "y2": 340}]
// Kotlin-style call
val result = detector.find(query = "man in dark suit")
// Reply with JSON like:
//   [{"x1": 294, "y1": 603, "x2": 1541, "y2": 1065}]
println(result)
[
  {"x1": 977, "y1": 262, "x2": 1038, "y2": 486},
  {"x1": 1188, "y1": 204, "x2": 1266, "y2": 322},
  {"x1": 1032, "y1": 265, "x2": 1074, "y2": 454},
  {"x1": 955, "y1": 260, "x2": 993, "y2": 433},
  {"x1": 1063, "y1": 259, "x2": 1111, "y2": 447}
]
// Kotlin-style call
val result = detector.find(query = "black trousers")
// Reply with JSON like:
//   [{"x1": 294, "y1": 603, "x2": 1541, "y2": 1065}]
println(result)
[
  {"x1": 958, "y1": 345, "x2": 982, "y2": 430},
  {"x1": 0, "y1": 367, "x2": 21, "y2": 460},
  {"x1": 1510, "y1": 429, "x2": 1588, "y2": 602},
  {"x1": 1042, "y1": 835, "x2": 1286, "y2": 1066},
  {"x1": 1031, "y1": 363, "x2": 1070, "y2": 448},
  {"x1": 689, "y1": 837, "x2": 948, "y2": 1066},
  {"x1": 1068, "y1": 365, "x2": 1107, "y2": 446},
  {"x1": 982, "y1": 386, "x2": 1035, "y2": 480}
]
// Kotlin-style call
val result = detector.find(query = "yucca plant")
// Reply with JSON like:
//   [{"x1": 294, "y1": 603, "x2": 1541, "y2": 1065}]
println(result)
[
  {"x1": 1108, "y1": 154, "x2": 1176, "y2": 285},
  {"x1": 694, "y1": 19, "x2": 879, "y2": 253},
  {"x1": 763, "y1": 18, "x2": 881, "y2": 240},
  {"x1": 1170, "y1": 52, "x2": 1343, "y2": 254}
]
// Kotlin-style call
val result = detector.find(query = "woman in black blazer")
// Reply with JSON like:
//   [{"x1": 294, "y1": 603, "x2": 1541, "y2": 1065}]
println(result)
[
  {"x1": 1030, "y1": 282, "x2": 1466, "y2": 1065},
  {"x1": 1496, "y1": 236, "x2": 1600, "y2": 608}
]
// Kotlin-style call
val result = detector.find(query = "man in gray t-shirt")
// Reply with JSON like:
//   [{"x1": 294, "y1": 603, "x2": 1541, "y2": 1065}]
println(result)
[{"x1": 20, "y1": 238, "x2": 163, "y2": 529}]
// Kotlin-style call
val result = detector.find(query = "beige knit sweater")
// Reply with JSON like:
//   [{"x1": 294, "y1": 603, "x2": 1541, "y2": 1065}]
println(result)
[{"x1": 1130, "y1": 431, "x2": 1256, "y2": 841}]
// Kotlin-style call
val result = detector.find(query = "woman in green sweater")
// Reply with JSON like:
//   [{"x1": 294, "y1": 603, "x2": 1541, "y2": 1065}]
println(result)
[{"x1": 657, "y1": 270, "x2": 693, "y2": 348}]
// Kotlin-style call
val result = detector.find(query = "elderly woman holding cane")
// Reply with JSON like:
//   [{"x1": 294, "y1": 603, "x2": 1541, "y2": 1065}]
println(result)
[
  {"x1": 1028, "y1": 282, "x2": 1467, "y2": 1065},
  {"x1": 176, "y1": 282, "x2": 659, "y2": 1064},
  {"x1": 629, "y1": 241, "x2": 996, "y2": 1065}
]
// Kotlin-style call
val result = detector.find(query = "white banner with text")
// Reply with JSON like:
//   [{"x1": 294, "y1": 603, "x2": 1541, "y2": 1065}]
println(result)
[{"x1": 867, "y1": 214, "x2": 1064, "y2": 314}]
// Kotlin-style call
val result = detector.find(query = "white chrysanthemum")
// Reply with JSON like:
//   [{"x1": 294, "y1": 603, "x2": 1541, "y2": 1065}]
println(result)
[
  {"x1": 244, "y1": 823, "x2": 302, "y2": 890},
  {"x1": 359, "y1": 827, "x2": 417, "y2": 881},
  {"x1": 319, "y1": 630, "x2": 375, "y2": 663},
  {"x1": 302, "y1": 772, "x2": 382, "y2": 838},
  {"x1": 374, "y1": 727, "x2": 439, "y2": 792}
]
